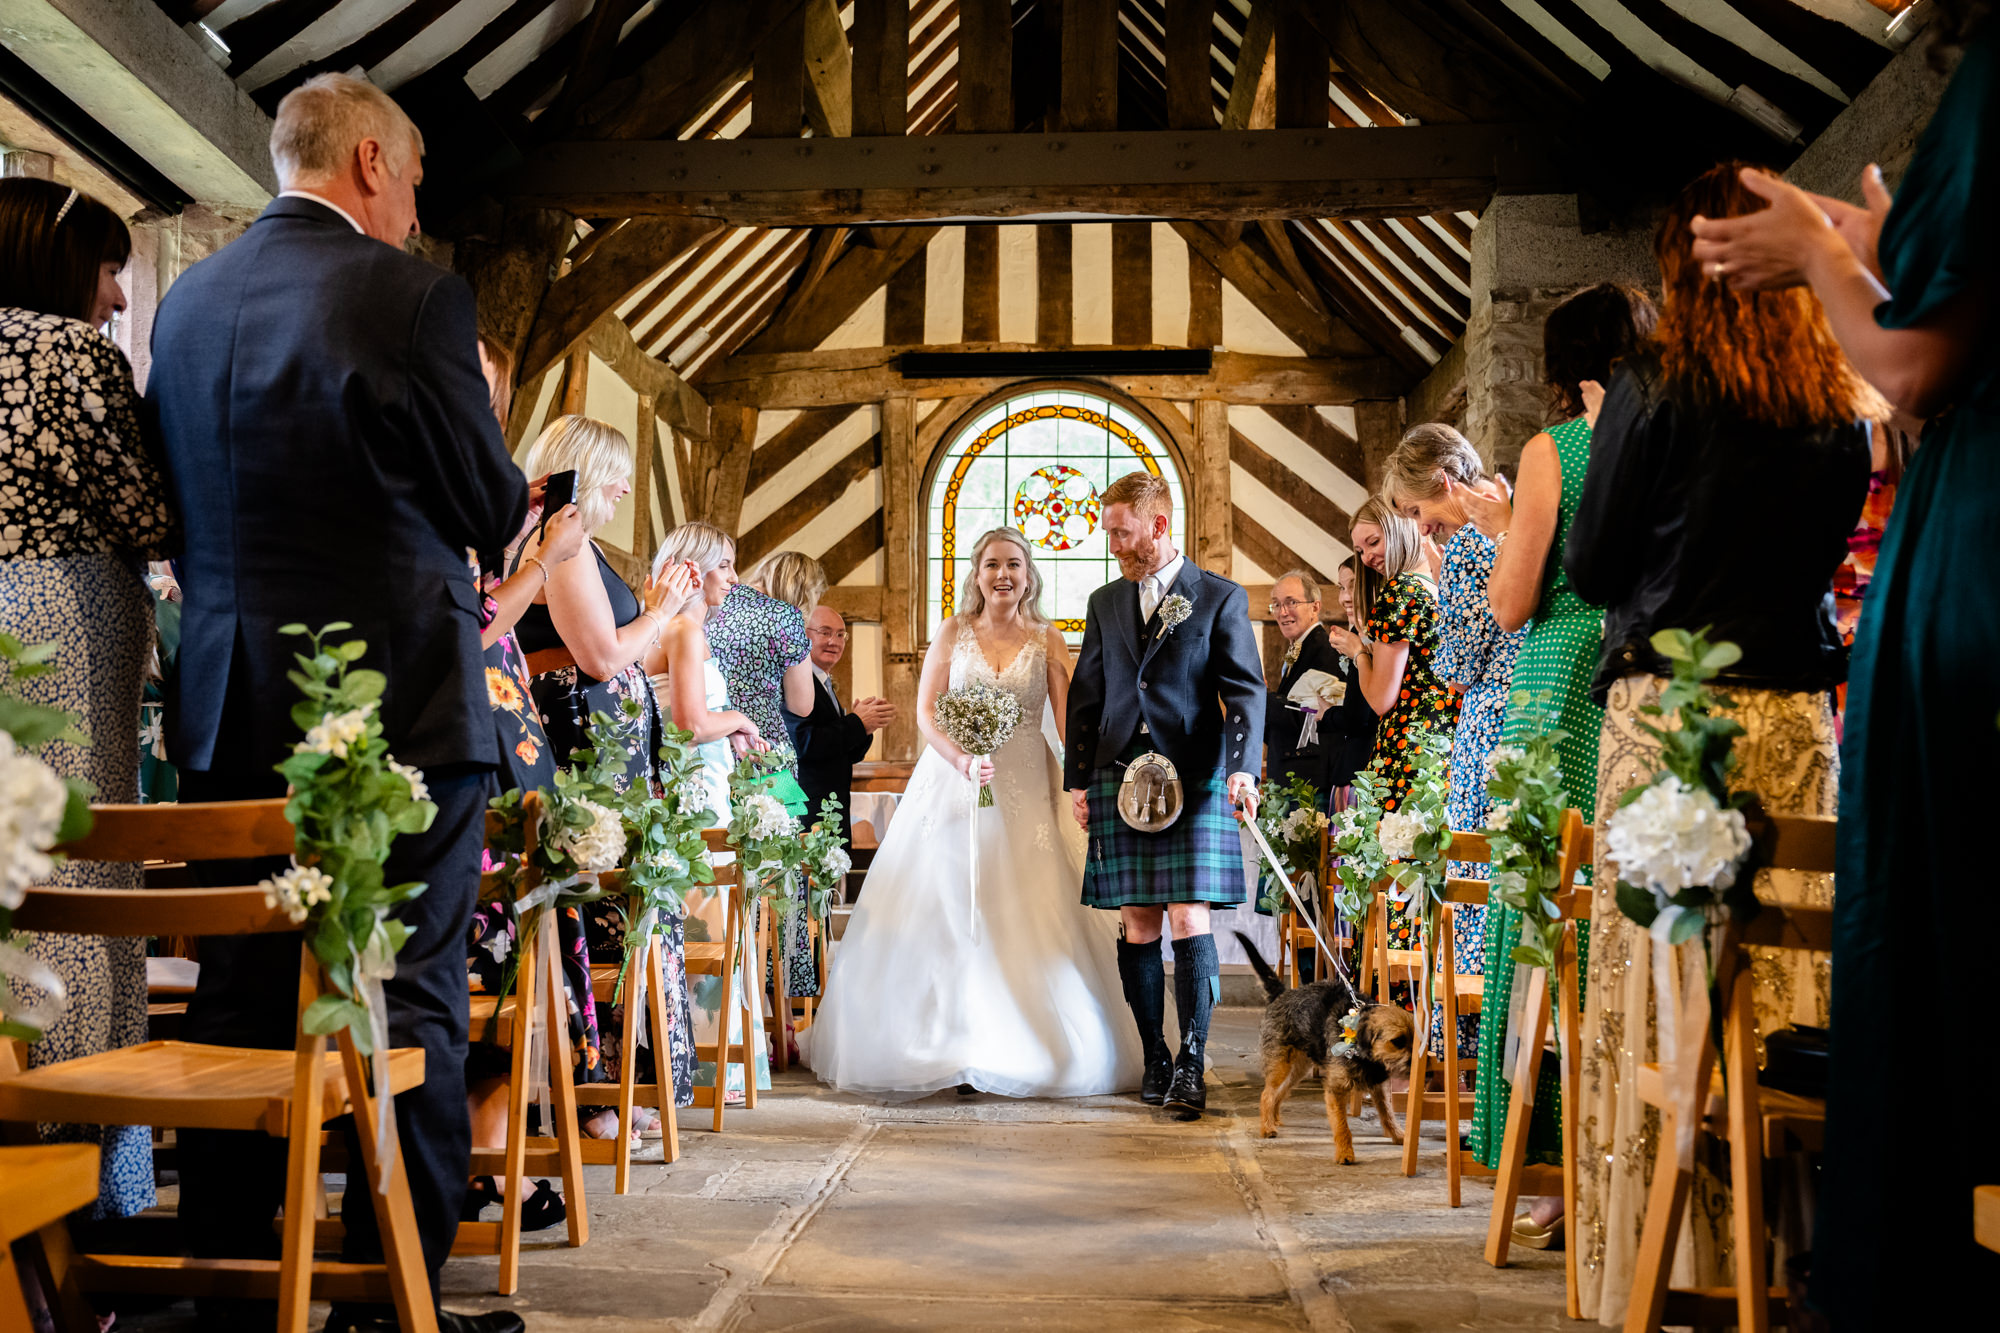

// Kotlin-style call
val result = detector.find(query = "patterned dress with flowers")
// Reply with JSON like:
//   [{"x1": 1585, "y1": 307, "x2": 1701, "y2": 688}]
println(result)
[
  {"x1": 1430, "y1": 526, "x2": 1526, "y2": 1058},
  {"x1": 1362, "y1": 574, "x2": 1459, "y2": 997},
  {"x1": 514, "y1": 545, "x2": 698, "y2": 1108}
]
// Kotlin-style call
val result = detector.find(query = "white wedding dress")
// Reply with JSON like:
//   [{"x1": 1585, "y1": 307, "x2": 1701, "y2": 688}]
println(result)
[{"x1": 804, "y1": 622, "x2": 1142, "y2": 1099}]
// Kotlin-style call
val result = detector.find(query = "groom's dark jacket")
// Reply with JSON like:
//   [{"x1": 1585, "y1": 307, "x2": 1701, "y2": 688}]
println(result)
[{"x1": 1064, "y1": 559, "x2": 1266, "y2": 790}]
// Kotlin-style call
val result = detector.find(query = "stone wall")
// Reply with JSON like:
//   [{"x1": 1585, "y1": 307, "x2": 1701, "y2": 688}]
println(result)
[
  {"x1": 1788, "y1": 16, "x2": 1952, "y2": 199},
  {"x1": 1461, "y1": 196, "x2": 1654, "y2": 476}
]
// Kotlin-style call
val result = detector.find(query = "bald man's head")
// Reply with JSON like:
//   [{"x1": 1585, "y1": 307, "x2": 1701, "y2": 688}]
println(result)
[{"x1": 807, "y1": 606, "x2": 848, "y2": 670}]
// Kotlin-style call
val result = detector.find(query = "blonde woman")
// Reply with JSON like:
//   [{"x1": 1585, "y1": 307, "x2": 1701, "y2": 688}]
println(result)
[
  {"x1": 708, "y1": 548, "x2": 826, "y2": 1026},
  {"x1": 645, "y1": 521, "x2": 771, "y2": 1100},
  {"x1": 512, "y1": 414, "x2": 696, "y2": 1139},
  {"x1": 1325, "y1": 498, "x2": 1458, "y2": 965},
  {"x1": 806, "y1": 527, "x2": 1142, "y2": 1099}
]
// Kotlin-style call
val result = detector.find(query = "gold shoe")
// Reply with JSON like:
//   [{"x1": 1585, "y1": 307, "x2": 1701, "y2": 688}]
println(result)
[{"x1": 1512, "y1": 1213, "x2": 1564, "y2": 1250}]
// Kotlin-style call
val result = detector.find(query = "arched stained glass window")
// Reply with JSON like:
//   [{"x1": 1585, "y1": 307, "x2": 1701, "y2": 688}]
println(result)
[{"x1": 927, "y1": 386, "x2": 1187, "y2": 642}]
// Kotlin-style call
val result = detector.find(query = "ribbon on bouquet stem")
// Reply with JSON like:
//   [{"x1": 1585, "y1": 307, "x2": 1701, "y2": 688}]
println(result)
[
  {"x1": 515, "y1": 875, "x2": 578, "y2": 1146},
  {"x1": 966, "y1": 756, "x2": 986, "y2": 944}
]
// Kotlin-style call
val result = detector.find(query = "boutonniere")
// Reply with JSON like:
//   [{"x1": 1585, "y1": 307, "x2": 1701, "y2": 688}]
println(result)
[{"x1": 1156, "y1": 593, "x2": 1193, "y2": 638}]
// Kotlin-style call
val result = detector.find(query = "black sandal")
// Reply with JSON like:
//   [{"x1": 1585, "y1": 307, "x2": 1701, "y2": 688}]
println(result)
[
  {"x1": 460, "y1": 1175, "x2": 501, "y2": 1222},
  {"x1": 520, "y1": 1180, "x2": 567, "y2": 1232}
]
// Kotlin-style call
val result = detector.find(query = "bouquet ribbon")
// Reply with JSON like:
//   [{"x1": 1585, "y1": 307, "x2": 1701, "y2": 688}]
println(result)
[
  {"x1": 516, "y1": 875, "x2": 578, "y2": 1149},
  {"x1": 0, "y1": 939, "x2": 67, "y2": 1038},
  {"x1": 1297, "y1": 710, "x2": 1321, "y2": 750},
  {"x1": 629, "y1": 905, "x2": 658, "y2": 1056},
  {"x1": 350, "y1": 924, "x2": 400, "y2": 1194},
  {"x1": 1652, "y1": 921, "x2": 1711, "y2": 1171},
  {"x1": 966, "y1": 761, "x2": 983, "y2": 944}
]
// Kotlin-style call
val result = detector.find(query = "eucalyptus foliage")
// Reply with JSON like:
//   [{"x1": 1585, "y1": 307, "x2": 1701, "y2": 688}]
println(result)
[
  {"x1": 799, "y1": 793, "x2": 851, "y2": 924},
  {"x1": 1482, "y1": 690, "x2": 1572, "y2": 972},
  {"x1": 1251, "y1": 773, "x2": 1328, "y2": 914},
  {"x1": 727, "y1": 750, "x2": 806, "y2": 911}
]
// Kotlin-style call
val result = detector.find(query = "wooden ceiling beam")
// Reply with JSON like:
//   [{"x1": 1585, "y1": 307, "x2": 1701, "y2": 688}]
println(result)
[
  {"x1": 543, "y1": 0, "x2": 646, "y2": 131},
  {"x1": 1721, "y1": 0, "x2": 1891, "y2": 100},
  {"x1": 637, "y1": 228, "x2": 773, "y2": 353},
  {"x1": 700, "y1": 345, "x2": 1412, "y2": 409},
  {"x1": 508, "y1": 125, "x2": 1562, "y2": 223},
  {"x1": 571, "y1": 0, "x2": 816, "y2": 141},
  {"x1": 520, "y1": 216, "x2": 727, "y2": 384},
  {"x1": 753, "y1": 5, "x2": 810, "y2": 137},
  {"x1": 1292, "y1": 0, "x2": 1561, "y2": 126},
  {"x1": 1060, "y1": 0, "x2": 1119, "y2": 131},
  {"x1": 803, "y1": 0, "x2": 855, "y2": 137},
  {"x1": 742, "y1": 225, "x2": 941, "y2": 355},
  {"x1": 587, "y1": 315, "x2": 711, "y2": 439},
  {"x1": 957, "y1": 0, "x2": 1013, "y2": 133},
  {"x1": 1273, "y1": 4, "x2": 1328, "y2": 131},
  {"x1": 1164, "y1": 0, "x2": 1218, "y2": 130},
  {"x1": 1169, "y1": 220, "x2": 1365, "y2": 358},
  {"x1": 1289, "y1": 222, "x2": 1434, "y2": 374},
  {"x1": 219, "y1": 0, "x2": 341, "y2": 77},
  {"x1": 1220, "y1": 0, "x2": 1276, "y2": 131},
  {"x1": 851, "y1": 0, "x2": 911, "y2": 135}
]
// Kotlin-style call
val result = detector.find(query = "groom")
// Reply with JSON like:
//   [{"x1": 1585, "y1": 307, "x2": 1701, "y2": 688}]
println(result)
[{"x1": 1067, "y1": 472, "x2": 1265, "y2": 1120}]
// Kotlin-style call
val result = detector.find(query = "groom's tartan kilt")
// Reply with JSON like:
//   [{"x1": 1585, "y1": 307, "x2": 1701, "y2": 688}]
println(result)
[{"x1": 1080, "y1": 742, "x2": 1246, "y2": 909}]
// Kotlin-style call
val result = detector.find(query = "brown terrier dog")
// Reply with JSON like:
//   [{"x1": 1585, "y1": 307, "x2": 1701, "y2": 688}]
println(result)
[{"x1": 1236, "y1": 932, "x2": 1414, "y2": 1164}]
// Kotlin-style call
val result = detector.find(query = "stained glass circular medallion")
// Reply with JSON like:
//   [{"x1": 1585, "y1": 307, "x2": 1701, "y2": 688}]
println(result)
[{"x1": 1012, "y1": 464, "x2": 1101, "y2": 551}]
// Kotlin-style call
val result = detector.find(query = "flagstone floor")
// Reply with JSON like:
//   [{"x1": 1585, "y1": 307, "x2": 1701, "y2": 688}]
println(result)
[{"x1": 427, "y1": 1007, "x2": 1573, "y2": 1332}]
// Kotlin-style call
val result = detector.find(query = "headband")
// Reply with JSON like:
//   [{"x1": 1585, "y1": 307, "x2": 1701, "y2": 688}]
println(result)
[{"x1": 53, "y1": 188, "x2": 78, "y2": 225}]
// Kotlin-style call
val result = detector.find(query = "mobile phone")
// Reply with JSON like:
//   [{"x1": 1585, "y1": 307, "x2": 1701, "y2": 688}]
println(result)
[{"x1": 537, "y1": 469, "x2": 577, "y2": 542}]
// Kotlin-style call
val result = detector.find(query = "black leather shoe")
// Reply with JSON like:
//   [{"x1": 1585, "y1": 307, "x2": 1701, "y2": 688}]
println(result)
[
  {"x1": 324, "y1": 1308, "x2": 526, "y2": 1333},
  {"x1": 1163, "y1": 1052, "x2": 1207, "y2": 1121},
  {"x1": 1140, "y1": 1055, "x2": 1174, "y2": 1105}
]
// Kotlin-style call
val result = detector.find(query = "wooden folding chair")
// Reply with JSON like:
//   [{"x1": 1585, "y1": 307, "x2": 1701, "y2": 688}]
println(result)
[
  {"x1": 579, "y1": 868, "x2": 683, "y2": 1186},
  {"x1": 1978, "y1": 1186, "x2": 2000, "y2": 1254},
  {"x1": 1483, "y1": 811, "x2": 1592, "y2": 1320},
  {"x1": 0, "y1": 801, "x2": 434, "y2": 1333},
  {"x1": 685, "y1": 828, "x2": 756, "y2": 1131},
  {"x1": 1279, "y1": 826, "x2": 1339, "y2": 988},
  {"x1": 1390, "y1": 840, "x2": 1487, "y2": 1205},
  {"x1": 1, "y1": 1143, "x2": 98, "y2": 1329},
  {"x1": 1624, "y1": 814, "x2": 1836, "y2": 1333},
  {"x1": 450, "y1": 793, "x2": 589, "y2": 1292}
]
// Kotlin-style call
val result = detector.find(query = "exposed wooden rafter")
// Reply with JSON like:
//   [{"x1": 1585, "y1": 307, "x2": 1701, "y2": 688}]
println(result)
[{"x1": 520, "y1": 217, "x2": 727, "y2": 384}]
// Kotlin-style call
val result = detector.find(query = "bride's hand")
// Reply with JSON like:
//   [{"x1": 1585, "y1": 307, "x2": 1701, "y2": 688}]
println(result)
[
  {"x1": 956, "y1": 753, "x2": 995, "y2": 787},
  {"x1": 1069, "y1": 788, "x2": 1089, "y2": 831}
]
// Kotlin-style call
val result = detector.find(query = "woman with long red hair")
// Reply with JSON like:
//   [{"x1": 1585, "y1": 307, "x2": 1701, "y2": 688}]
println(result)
[{"x1": 1561, "y1": 161, "x2": 1884, "y2": 1326}]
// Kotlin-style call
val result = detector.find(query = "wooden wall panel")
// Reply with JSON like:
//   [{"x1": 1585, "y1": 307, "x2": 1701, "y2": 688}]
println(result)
[
  {"x1": 1060, "y1": 0, "x2": 1118, "y2": 131},
  {"x1": 963, "y1": 224, "x2": 1002, "y2": 343},
  {"x1": 1110, "y1": 222, "x2": 1154, "y2": 346},
  {"x1": 958, "y1": 0, "x2": 1013, "y2": 132},
  {"x1": 851, "y1": 0, "x2": 910, "y2": 135},
  {"x1": 1036, "y1": 224, "x2": 1073, "y2": 345}
]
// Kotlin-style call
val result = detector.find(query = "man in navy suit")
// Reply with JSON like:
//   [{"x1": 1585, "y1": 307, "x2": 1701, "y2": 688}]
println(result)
[
  {"x1": 791, "y1": 606, "x2": 895, "y2": 846},
  {"x1": 1066, "y1": 472, "x2": 1264, "y2": 1121},
  {"x1": 148, "y1": 74, "x2": 527, "y2": 1333}
]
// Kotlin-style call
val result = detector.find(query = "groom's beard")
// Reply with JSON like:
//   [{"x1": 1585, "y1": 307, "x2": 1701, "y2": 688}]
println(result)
[{"x1": 1114, "y1": 540, "x2": 1158, "y2": 582}]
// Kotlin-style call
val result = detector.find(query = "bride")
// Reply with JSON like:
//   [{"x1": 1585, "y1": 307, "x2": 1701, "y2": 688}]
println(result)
[{"x1": 805, "y1": 527, "x2": 1142, "y2": 1098}]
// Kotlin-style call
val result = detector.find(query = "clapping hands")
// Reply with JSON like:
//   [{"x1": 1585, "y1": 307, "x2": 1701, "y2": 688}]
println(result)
[
  {"x1": 852, "y1": 696, "x2": 897, "y2": 733},
  {"x1": 1443, "y1": 473, "x2": 1513, "y2": 540}
]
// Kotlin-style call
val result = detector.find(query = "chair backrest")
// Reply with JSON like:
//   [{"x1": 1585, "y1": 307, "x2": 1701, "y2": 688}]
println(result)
[
  {"x1": 1439, "y1": 809, "x2": 1591, "y2": 915},
  {"x1": 1736, "y1": 812, "x2": 1835, "y2": 953},
  {"x1": 480, "y1": 792, "x2": 543, "y2": 905},
  {"x1": 25, "y1": 800, "x2": 299, "y2": 938},
  {"x1": 702, "y1": 827, "x2": 739, "y2": 888}
]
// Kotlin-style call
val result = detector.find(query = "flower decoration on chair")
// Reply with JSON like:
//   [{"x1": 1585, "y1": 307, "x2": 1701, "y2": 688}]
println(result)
[
  {"x1": 1606, "y1": 628, "x2": 1756, "y2": 950},
  {"x1": 1483, "y1": 690, "x2": 1573, "y2": 973},
  {"x1": 1251, "y1": 774, "x2": 1328, "y2": 914},
  {"x1": 934, "y1": 680, "x2": 1022, "y2": 808},
  {"x1": 605, "y1": 718, "x2": 718, "y2": 1001},
  {"x1": 0, "y1": 634, "x2": 94, "y2": 1042},
  {"x1": 1331, "y1": 730, "x2": 1453, "y2": 994},
  {"x1": 267, "y1": 623, "x2": 437, "y2": 1056},
  {"x1": 727, "y1": 756, "x2": 806, "y2": 911},
  {"x1": 799, "y1": 793, "x2": 851, "y2": 925}
]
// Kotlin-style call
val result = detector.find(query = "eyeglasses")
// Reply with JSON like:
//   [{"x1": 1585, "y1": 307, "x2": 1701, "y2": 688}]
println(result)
[
  {"x1": 808, "y1": 628, "x2": 849, "y2": 641},
  {"x1": 1267, "y1": 598, "x2": 1318, "y2": 614}
]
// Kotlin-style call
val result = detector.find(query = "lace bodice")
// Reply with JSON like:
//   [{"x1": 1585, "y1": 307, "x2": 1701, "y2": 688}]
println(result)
[{"x1": 949, "y1": 620, "x2": 1048, "y2": 729}]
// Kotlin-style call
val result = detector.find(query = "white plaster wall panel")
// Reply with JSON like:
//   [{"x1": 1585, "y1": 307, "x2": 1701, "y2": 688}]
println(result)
[
  {"x1": 1662, "y1": 0, "x2": 1849, "y2": 99},
  {"x1": 849, "y1": 622, "x2": 885, "y2": 758},
  {"x1": 784, "y1": 469, "x2": 883, "y2": 560},
  {"x1": 1221, "y1": 279, "x2": 1304, "y2": 356},
  {"x1": 755, "y1": 409, "x2": 802, "y2": 447},
  {"x1": 998, "y1": 225, "x2": 1037, "y2": 344},
  {"x1": 514, "y1": 369, "x2": 563, "y2": 465},
  {"x1": 1230, "y1": 462, "x2": 1354, "y2": 577},
  {"x1": 740, "y1": 406, "x2": 879, "y2": 531},
  {"x1": 236, "y1": 0, "x2": 405, "y2": 90},
  {"x1": 466, "y1": 0, "x2": 593, "y2": 99},
  {"x1": 838, "y1": 551, "x2": 885, "y2": 586},
  {"x1": 583, "y1": 351, "x2": 641, "y2": 551},
  {"x1": 1231, "y1": 405, "x2": 1372, "y2": 517},
  {"x1": 923, "y1": 226, "x2": 965, "y2": 346},
  {"x1": 821, "y1": 286, "x2": 888, "y2": 350},
  {"x1": 1071, "y1": 224, "x2": 1113, "y2": 344},
  {"x1": 1492, "y1": 0, "x2": 1614, "y2": 80},
  {"x1": 1319, "y1": 405, "x2": 1358, "y2": 439},
  {"x1": 1399, "y1": 219, "x2": 1475, "y2": 297},
  {"x1": 1151, "y1": 222, "x2": 1190, "y2": 347},
  {"x1": 372, "y1": 0, "x2": 516, "y2": 89},
  {"x1": 1232, "y1": 547, "x2": 1276, "y2": 586}
]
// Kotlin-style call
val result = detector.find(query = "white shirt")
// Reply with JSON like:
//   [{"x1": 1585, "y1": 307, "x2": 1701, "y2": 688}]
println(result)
[
  {"x1": 278, "y1": 189, "x2": 366, "y2": 235},
  {"x1": 1139, "y1": 552, "x2": 1185, "y2": 623}
]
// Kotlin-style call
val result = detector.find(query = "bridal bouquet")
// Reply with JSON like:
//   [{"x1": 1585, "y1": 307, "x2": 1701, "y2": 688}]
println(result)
[
  {"x1": 934, "y1": 680, "x2": 1022, "y2": 808},
  {"x1": 0, "y1": 633, "x2": 94, "y2": 1042}
]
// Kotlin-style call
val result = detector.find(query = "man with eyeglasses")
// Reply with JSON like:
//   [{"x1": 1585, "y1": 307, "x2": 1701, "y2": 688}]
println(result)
[
  {"x1": 1265, "y1": 570, "x2": 1364, "y2": 809},
  {"x1": 794, "y1": 606, "x2": 896, "y2": 848}
]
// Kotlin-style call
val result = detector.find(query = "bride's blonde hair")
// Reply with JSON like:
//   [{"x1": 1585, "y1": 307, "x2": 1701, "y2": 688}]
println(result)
[{"x1": 958, "y1": 527, "x2": 1048, "y2": 627}]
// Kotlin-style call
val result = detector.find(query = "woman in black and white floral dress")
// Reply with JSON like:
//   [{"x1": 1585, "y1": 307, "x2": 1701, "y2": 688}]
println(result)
[{"x1": 0, "y1": 179, "x2": 176, "y2": 1221}]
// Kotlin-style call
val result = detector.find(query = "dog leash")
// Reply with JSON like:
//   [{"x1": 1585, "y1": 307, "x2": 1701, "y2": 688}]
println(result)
[{"x1": 1242, "y1": 816, "x2": 1357, "y2": 993}]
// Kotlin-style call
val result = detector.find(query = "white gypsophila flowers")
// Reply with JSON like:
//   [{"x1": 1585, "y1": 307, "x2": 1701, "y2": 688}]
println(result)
[
  {"x1": 386, "y1": 759, "x2": 428, "y2": 803},
  {"x1": 1376, "y1": 809, "x2": 1426, "y2": 862},
  {"x1": 1487, "y1": 799, "x2": 1518, "y2": 834},
  {"x1": 1603, "y1": 777, "x2": 1753, "y2": 896},
  {"x1": 560, "y1": 799, "x2": 628, "y2": 872},
  {"x1": 675, "y1": 780, "x2": 710, "y2": 818},
  {"x1": 260, "y1": 859, "x2": 335, "y2": 924},
  {"x1": 299, "y1": 701, "x2": 376, "y2": 759},
  {"x1": 0, "y1": 731, "x2": 69, "y2": 910},
  {"x1": 742, "y1": 792, "x2": 797, "y2": 842},
  {"x1": 1156, "y1": 592, "x2": 1194, "y2": 634},
  {"x1": 1337, "y1": 808, "x2": 1362, "y2": 841},
  {"x1": 1485, "y1": 744, "x2": 1526, "y2": 781}
]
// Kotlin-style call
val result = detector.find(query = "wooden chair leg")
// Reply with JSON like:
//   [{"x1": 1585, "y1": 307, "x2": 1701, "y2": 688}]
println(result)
[
  {"x1": 338, "y1": 1032, "x2": 438, "y2": 1333},
  {"x1": 771, "y1": 901, "x2": 791, "y2": 1074},
  {"x1": 1724, "y1": 967, "x2": 1770, "y2": 1333},
  {"x1": 713, "y1": 890, "x2": 739, "y2": 1132},
  {"x1": 615, "y1": 957, "x2": 639, "y2": 1195},
  {"x1": 1484, "y1": 962, "x2": 1552, "y2": 1268},
  {"x1": 742, "y1": 901, "x2": 761, "y2": 1111},
  {"x1": 1557, "y1": 923, "x2": 1584, "y2": 1321},
  {"x1": 279, "y1": 967, "x2": 329, "y2": 1333},
  {"x1": 497, "y1": 936, "x2": 537, "y2": 1295},
  {"x1": 544, "y1": 948, "x2": 588, "y2": 1248},
  {"x1": 1442, "y1": 915, "x2": 1462, "y2": 1209},
  {"x1": 645, "y1": 934, "x2": 681, "y2": 1163},
  {"x1": 24, "y1": 1216, "x2": 92, "y2": 1333}
]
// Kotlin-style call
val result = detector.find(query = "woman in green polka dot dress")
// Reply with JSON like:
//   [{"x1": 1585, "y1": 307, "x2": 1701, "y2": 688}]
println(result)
[{"x1": 1451, "y1": 285, "x2": 1657, "y2": 1243}]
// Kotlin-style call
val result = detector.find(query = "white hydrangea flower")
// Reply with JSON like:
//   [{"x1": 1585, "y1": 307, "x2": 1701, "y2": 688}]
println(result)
[
  {"x1": 558, "y1": 798, "x2": 628, "y2": 872},
  {"x1": 1487, "y1": 799, "x2": 1518, "y2": 833},
  {"x1": 820, "y1": 846, "x2": 852, "y2": 881},
  {"x1": 1376, "y1": 809, "x2": 1427, "y2": 862},
  {"x1": 299, "y1": 702, "x2": 376, "y2": 759},
  {"x1": 0, "y1": 731, "x2": 69, "y2": 910},
  {"x1": 1485, "y1": 744, "x2": 1527, "y2": 781},
  {"x1": 260, "y1": 859, "x2": 335, "y2": 924},
  {"x1": 387, "y1": 759, "x2": 428, "y2": 803},
  {"x1": 742, "y1": 792, "x2": 797, "y2": 841},
  {"x1": 1604, "y1": 777, "x2": 1752, "y2": 895}
]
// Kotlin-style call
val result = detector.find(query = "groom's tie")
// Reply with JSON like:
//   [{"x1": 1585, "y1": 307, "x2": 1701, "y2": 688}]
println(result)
[{"x1": 1139, "y1": 573, "x2": 1162, "y2": 623}]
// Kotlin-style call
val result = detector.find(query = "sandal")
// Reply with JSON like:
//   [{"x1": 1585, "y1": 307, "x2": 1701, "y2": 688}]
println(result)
[
  {"x1": 1512, "y1": 1213, "x2": 1564, "y2": 1250},
  {"x1": 520, "y1": 1179, "x2": 567, "y2": 1233},
  {"x1": 461, "y1": 1175, "x2": 501, "y2": 1223},
  {"x1": 632, "y1": 1106, "x2": 664, "y2": 1140},
  {"x1": 581, "y1": 1108, "x2": 638, "y2": 1144}
]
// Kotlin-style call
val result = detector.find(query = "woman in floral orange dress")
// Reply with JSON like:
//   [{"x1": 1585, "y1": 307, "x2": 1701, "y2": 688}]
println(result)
[{"x1": 1326, "y1": 498, "x2": 1459, "y2": 959}]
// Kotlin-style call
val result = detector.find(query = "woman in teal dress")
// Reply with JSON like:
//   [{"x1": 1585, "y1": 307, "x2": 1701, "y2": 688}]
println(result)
[
  {"x1": 1689, "y1": 3, "x2": 1998, "y2": 1320},
  {"x1": 1451, "y1": 285, "x2": 1656, "y2": 1240}
]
